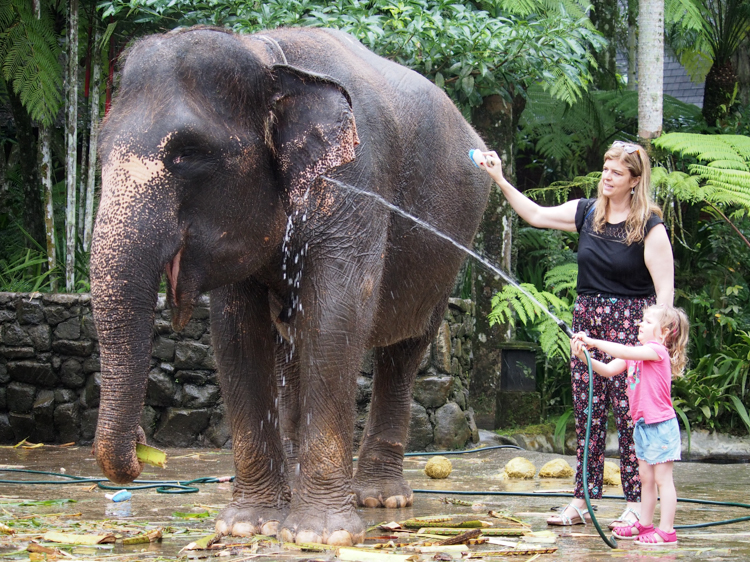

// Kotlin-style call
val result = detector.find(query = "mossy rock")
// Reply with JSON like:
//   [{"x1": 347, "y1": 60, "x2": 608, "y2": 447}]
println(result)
[
  {"x1": 538, "y1": 458, "x2": 574, "y2": 478},
  {"x1": 603, "y1": 461, "x2": 622, "y2": 486},
  {"x1": 425, "y1": 456, "x2": 453, "y2": 479},
  {"x1": 502, "y1": 457, "x2": 536, "y2": 479}
]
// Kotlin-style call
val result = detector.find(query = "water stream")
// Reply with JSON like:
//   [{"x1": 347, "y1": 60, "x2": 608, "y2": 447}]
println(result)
[{"x1": 321, "y1": 176, "x2": 575, "y2": 338}]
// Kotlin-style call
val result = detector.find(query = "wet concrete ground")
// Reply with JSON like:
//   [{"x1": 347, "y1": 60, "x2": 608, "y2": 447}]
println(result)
[{"x1": 1, "y1": 439, "x2": 749, "y2": 561}]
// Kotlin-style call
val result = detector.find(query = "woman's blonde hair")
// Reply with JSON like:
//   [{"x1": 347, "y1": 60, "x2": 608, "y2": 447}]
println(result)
[
  {"x1": 592, "y1": 142, "x2": 663, "y2": 245},
  {"x1": 644, "y1": 304, "x2": 690, "y2": 378}
]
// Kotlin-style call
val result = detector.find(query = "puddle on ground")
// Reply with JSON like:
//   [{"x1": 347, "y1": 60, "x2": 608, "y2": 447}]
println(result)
[{"x1": 1, "y1": 441, "x2": 748, "y2": 560}]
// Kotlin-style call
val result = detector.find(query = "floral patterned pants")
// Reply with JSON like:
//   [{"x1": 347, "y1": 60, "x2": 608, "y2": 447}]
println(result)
[{"x1": 570, "y1": 293, "x2": 656, "y2": 502}]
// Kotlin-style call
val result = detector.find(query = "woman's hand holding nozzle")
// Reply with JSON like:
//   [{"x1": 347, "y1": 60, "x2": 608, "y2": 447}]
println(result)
[
  {"x1": 469, "y1": 149, "x2": 505, "y2": 186},
  {"x1": 469, "y1": 149, "x2": 498, "y2": 168}
]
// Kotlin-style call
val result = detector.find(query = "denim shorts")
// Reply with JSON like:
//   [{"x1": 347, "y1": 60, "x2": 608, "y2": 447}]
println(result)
[{"x1": 634, "y1": 417, "x2": 682, "y2": 465}]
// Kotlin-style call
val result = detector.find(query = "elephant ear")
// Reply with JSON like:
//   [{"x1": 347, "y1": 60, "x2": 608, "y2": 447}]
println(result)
[{"x1": 270, "y1": 65, "x2": 359, "y2": 206}]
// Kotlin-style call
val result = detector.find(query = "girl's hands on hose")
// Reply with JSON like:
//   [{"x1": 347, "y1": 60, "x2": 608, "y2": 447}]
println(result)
[
  {"x1": 571, "y1": 331, "x2": 592, "y2": 361},
  {"x1": 571, "y1": 338, "x2": 587, "y2": 361}
]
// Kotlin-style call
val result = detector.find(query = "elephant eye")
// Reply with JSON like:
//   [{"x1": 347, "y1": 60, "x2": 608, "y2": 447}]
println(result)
[{"x1": 165, "y1": 146, "x2": 216, "y2": 179}]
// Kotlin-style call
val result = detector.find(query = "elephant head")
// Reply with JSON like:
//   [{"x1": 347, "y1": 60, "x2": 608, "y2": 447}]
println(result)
[{"x1": 91, "y1": 28, "x2": 358, "y2": 484}]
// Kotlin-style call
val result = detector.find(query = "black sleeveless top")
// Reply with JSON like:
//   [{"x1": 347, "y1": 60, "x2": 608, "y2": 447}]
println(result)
[{"x1": 575, "y1": 198, "x2": 665, "y2": 297}]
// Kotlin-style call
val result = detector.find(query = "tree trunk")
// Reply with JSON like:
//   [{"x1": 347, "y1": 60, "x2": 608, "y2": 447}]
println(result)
[
  {"x1": 83, "y1": 21, "x2": 102, "y2": 254},
  {"x1": 38, "y1": 126, "x2": 58, "y2": 291},
  {"x1": 637, "y1": 0, "x2": 663, "y2": 141},
  {"x1": 65, "y1": 0, "x2": 80, "y2": 291},
  {"x1": 627, "y1": 0, "x2": 637, "y2": 91},
  {"x1": 468, "y1": 93, "x2": 525, "y2": 429},
  {"x1": 590, "y1": 0, "x2": 620, "y2": 90},
  {"x1": 702, "y1": 59, "x2": 737, "y2": 126}
]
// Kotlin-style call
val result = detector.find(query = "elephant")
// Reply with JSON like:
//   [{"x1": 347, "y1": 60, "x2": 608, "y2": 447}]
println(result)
[{"x1": 91, "y1": 25, "x2": 491, "y2": 546}]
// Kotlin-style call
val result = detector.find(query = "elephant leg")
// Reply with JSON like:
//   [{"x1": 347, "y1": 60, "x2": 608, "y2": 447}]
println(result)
[
  {"x1": 211, "y1": 281, "x2": 291, "y2": 537},
  {"x1": 278, "y1": 274, "x2": 373, "y2": 546},
  {"x1": 353, "y1": 299, "x2": 447, "y2": 508},
  {"x1": 276, "y1": 337, "x2": 300, "y2": 477}
]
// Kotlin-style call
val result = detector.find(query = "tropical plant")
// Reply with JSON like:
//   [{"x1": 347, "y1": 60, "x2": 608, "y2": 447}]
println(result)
[
  {"x1": 673, "y1": 331, "x2": 750, "y2": 436},
  {"x1": 0, "y1": 0, "x2": 63, "y2": 126},
  {"x1": 667, "y1": 0, "x2": 750, "y2": 126},
  {"x1": 488, "y1": 226, "x2": 579, "y2": 421},
  {"x1": 654, "y1": 133, "x2": 750, "y2": 215},
  {"x1": 100, "y1": 0, "x2": 606, "y2": 113},
  {"x1": 517, "y1": 85, "x2": 704, "y2": 184}
]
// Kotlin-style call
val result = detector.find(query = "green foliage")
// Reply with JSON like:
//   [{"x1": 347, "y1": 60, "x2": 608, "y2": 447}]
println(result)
[
  {"x1": 98, "y1": 0, "x2": 606, "y2": 111},
  {"x1": 0, "y1": 0, "x2": 63, "y2": 126},
  {"x1": 673, "y1": 331, "x2": 750, "y2": 435},
  {"x1": 0, "y1": 246, "x2": 57, "y2": 293},
  {"x1": 518, "y1": 85, "x2": 703, "y2": 182},
  {"x1": 654, "y1": 133, "x2": 750, "y2": 212},
  {"x1": 553, "y1": 407, "x2": 573, "y2": 450},
  {"x1": 668, "y1": 0, "x2": 750, "y2": 80},
  {"x1": 489, "y1": 280, "x2": 573, "y2": 359}
]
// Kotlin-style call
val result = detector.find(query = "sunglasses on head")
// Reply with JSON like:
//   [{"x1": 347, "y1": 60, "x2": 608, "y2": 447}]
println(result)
[{"x1": 612, "y1": 141, "x2": 639, "y2": 154}]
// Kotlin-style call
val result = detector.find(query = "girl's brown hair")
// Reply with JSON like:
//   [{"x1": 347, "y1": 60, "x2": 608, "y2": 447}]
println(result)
[
  {"x1": 644, "y1": 304, "x2": 690, "y2": 378},
  {"x1": 592, "y1": 142, "x2": 663, "y2": 245}
]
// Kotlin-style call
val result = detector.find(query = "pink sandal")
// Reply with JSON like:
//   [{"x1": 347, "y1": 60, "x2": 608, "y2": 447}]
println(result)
[
  {"x1": 612, "y1": 520, "x2": 654, "y2": 539},
  {"x1": 634, "y1": 527, "x2": 678, "y2": 546}
]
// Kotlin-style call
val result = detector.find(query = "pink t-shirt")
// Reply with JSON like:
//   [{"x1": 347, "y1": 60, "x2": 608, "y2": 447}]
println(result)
[{"x1": 625, "y1": 341, "x2": 675, "y2": 424}]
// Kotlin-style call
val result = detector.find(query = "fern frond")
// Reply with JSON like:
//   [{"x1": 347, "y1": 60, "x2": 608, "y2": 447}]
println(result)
[
  {"x1": 542, "y1": 64, "x2": 583, "y2": 106},
  {"x1": 545, "y1": 263, "x2": 578, "y2": 295},
  {"x1": 526, "y1": 172, "x2": 600, "y2": 202},
  {"x1": 654, "y1": 133, "x2": 750, "y2": 168},
  {"x1": 489, "y1": 281, "x2": 574, "y2": 360},
  {"x1": 0, "y1": 4, "x2": 62, "y2": 126},
  {"x1": 495, "y1": 0, "x2": 590, "y2": 21},
  {"x1": 651, "y1": 168, "x2": 705, "y2": 203}
]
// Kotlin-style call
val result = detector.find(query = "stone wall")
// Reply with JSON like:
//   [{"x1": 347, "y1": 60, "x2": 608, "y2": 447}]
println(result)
[{"x1": 0, "y1": 292, "x2": 478, "y2": 451}]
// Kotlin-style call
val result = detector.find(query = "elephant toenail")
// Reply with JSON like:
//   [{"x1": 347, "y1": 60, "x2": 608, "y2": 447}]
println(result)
[
  {"x1": 384, "y1": 496, "x2": 404, "y2": 508},
  {"x1": 362, "y1": 497, "x2": 382, "y2": 508},
  {"x1": 279, "y1": 528, "x2": 296, "y2": 543},
  {"x1": 295, "y1": 530, "x2": 321, "y2": 544},
  {"x1": 327, "y1": 530, "x2": 354, "y2": 546},
  {"x1": 260, "y1": 520, "x2": 280, "y2": 536},
  {"x1": 231, "y1": 522, "x2": 256, "y2": 536}
]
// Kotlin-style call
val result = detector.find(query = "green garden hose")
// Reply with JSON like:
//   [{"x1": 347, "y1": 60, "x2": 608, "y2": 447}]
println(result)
[{"x1": 1, "y1": 346, "x2": 748, "y2": 551}]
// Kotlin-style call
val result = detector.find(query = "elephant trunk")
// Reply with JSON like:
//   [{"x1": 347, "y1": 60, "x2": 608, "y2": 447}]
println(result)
[
  {"x1": 91, "y1": 288, "x2": 157, "y2": 484},
  {"x1": 90, "y1": 156, "x2": 177, "y2": 484}
]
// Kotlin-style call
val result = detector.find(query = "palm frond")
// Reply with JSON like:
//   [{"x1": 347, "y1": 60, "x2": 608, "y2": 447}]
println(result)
[{"x1": 665, "y1": 0, "x2": 704, "y2": 31}]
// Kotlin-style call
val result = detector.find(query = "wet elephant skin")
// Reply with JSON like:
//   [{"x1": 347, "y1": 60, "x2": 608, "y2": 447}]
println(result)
[{"x1": 90, "y1": 26, "x2": 491, "y2": 546}]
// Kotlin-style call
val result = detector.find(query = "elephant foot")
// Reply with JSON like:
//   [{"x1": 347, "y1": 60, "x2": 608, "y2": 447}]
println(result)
[
  {"x1": 352, "y1": 475, "x2": 414, "y2": 508},
  {"x1": 215, "y1": 502, "x2": 289, "y2": 537},
  {"x1": 279, "y1": 505, "x2": 365, "y2": 546}
]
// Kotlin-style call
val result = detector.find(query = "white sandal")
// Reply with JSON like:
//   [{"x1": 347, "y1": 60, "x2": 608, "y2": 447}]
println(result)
[
  {"x1": 608, "y1": 506, "x2": 640, "y2": 530},
  {"x1": 547, "y1": 503, "x2": 589, "y2": 526}
]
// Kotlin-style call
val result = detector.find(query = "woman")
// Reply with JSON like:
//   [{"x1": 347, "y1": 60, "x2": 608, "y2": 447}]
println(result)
[{"x1": 477, "y1": 141, "x2": 674, "y2": 528}]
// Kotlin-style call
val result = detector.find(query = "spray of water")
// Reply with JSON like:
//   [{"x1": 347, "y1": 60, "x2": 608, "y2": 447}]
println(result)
[{"x1": 321, "y1": 176, "x2": 575, "y2": 338}]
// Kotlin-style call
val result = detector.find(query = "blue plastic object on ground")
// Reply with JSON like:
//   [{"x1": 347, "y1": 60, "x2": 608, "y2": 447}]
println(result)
[{"x1": 107, "y1": 489, "x2": 132, "y2": 502}]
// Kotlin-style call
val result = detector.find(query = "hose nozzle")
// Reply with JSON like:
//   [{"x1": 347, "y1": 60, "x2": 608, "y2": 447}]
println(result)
[{"x1": 557, "y1": 319, "x2": 575, "y2": 339}]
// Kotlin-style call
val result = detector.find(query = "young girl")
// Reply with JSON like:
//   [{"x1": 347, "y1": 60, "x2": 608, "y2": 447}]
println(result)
[{"x1": 571, "y1": 304, "x2": 689, "y2": 545}]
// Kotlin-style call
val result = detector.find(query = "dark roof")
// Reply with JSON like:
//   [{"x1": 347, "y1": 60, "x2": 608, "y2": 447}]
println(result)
[
  {"x1": 663, "y1": 50, "x2": 704, "y2": 108},
  {"x1": 616, "y1": 48, "x2": 705, "y2": 108}
]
